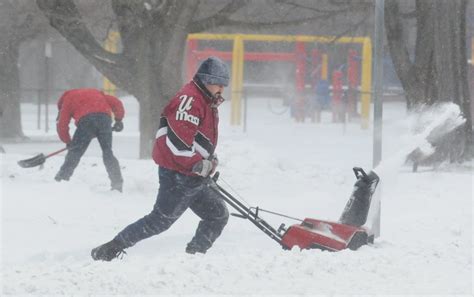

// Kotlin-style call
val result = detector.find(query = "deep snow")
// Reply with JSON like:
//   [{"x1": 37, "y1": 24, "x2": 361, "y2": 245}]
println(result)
[{"x1": 1, "y1": 95, "x2": 472, "y2": 295}]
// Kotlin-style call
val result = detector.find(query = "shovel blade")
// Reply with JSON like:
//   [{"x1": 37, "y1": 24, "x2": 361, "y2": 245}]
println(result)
[{"x1": 17, "y1": 153, "x2": 46, "y2": 168}]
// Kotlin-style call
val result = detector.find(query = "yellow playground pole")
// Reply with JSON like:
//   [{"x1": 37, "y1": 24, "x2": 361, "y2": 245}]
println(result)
[
  {"x1": 103, "y1": 31, "x2": 119, "y2": 95},
  {"x1": 360, "y1": 38, "x2": 372, "y2": 129},
  {"x1": 231, "y1": 35, "x2": 244, "y2": 125},
  {"x1": 471, "y1": 38, "x2": 474, "y2": 65},
  {"x1": 321, "y1": 54, "x2": 328, "y2": 80}
]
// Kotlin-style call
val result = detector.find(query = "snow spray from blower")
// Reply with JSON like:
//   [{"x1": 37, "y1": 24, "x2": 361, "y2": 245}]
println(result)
[{"x1": 365, "y1": 102, "x2": 466, "y2": 230}]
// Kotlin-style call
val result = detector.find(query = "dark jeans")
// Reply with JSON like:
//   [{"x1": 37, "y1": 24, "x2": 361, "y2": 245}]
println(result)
[
  {"x1": 115, "y1": 167, "x2": 229, "y2": 252},
  {"x1": 57, "y1": 113, "x2": 123, "y2": 186}
]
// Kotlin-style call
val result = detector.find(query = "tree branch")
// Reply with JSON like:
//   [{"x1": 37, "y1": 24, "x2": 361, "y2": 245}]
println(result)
[
  {"x1": 36, "y1": 0, "x2": 134, "y2": 91},
  {"x1": 276, "y1": 0, "x2": 371, "y2": 15},
  {"x1": 327, "y1": 11, "x2": 371, "y2": 43},
  {"x1": 189, "y1": 0, "x2": 371, "y2": 34},
  {"x1": 188, "y1": 0, "x2": 249, "y2": 32},
  {"x1": 190, "y1": 15, "x2": 331, "y2": 32}
]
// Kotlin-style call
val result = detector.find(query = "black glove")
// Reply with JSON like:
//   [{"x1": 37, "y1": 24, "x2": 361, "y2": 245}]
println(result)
[{"x1": 112, "y1": 120, "x2": 124, "y2": 132}]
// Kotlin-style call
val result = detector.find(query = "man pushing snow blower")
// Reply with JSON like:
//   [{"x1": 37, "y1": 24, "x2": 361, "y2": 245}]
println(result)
[{"x1": 91, "y1": 57, "x2": 231, "y2": 261}]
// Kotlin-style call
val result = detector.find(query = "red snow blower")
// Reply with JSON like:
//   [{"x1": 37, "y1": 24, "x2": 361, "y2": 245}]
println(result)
[{"x1": 209, "y1": 167, "x2": 380, "y2": 251}]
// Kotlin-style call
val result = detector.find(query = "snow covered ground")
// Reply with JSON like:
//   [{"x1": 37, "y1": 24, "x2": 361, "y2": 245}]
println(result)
[{"x1": 1, "y1": 95, "x2": 472, "y2": 296}]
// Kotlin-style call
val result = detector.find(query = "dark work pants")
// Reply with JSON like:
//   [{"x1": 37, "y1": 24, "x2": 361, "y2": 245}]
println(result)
[
  {"x1": 57, "y1": 113, "x2": 123, "y2": 186},
  {"x1": 115, "y1": 167, "x2": 229, "y2": 252}
]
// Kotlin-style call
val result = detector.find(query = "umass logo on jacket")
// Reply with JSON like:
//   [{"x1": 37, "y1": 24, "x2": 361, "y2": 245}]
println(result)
[{"x1": 176, "y1": 95, "x2": 199, "y2": 125}]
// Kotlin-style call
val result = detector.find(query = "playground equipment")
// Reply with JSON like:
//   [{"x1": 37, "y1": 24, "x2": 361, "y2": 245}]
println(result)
[{"x1": 187, "y1": 33, "x2": 372, "y2": 127}]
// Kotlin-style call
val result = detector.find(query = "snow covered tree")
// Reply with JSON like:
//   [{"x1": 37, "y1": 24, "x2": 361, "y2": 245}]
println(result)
[
  {"x1": 36, "y1": 0, "x2": 370, "y2": 158},
  {"x1": 385, "y1": 0, "x2": 473, "y2": 161}
]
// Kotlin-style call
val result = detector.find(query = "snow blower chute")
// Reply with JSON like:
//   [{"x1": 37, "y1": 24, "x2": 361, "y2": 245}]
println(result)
[{"x1": 208, "y1": 167, "x2": 379, "y2": 251}]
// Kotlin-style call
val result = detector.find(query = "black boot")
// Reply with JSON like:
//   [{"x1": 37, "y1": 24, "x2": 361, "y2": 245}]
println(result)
[
  {"x1": 91, "y1": 239, "x2": 126, "y2": 261},
  {"x1": 111, "y1": 181, "x2": 123, "y2": 193},
  {"x1": 54, "y1": 172, "x2": 70, "y2": 182},
  {"x1": 185, "y1": 241, "x2": 208, "y2": 255}
]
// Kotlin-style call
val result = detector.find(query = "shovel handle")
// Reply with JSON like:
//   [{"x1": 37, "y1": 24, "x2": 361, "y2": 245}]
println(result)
[{"x1": 45, "y1": 147, "x2": 69, "y2": 158}]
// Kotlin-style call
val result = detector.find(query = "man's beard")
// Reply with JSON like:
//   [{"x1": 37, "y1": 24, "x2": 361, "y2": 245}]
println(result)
[{"x1": 211, "y1": 92, "x2": 225, "y2": 108}]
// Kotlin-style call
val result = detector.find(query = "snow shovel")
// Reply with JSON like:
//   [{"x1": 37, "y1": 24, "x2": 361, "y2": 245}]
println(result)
[
  {"x1": 17, "y1": 147, "x2": 69, "y2": 168},
  {"x1": 208, "y1": 167, "x2": 380, "y2": 252}
]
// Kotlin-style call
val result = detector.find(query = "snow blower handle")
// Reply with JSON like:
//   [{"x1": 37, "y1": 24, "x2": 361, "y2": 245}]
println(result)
[
  {"x1": 207, "y1": 171, "x2": 286, "y2": 248},
  {"x1": 211, "y1": 171, "x2": 220, "y2": 183}
]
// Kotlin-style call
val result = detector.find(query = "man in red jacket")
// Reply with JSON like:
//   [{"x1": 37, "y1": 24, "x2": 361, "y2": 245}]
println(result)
[
  {"x1": 91, "y1": 57, "x2": 230, "y2": 261},
  {"x1": 55, "y1": 88, "x2": 125, "y2": 192}
]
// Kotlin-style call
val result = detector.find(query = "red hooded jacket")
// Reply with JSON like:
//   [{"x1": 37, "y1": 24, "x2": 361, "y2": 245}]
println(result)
[
  {"x1": 152, "y1": 80, "x2": 219, "y2": 175},
  {"x1": 56, "y1": 88, "x2": 125, "y2": 143}
]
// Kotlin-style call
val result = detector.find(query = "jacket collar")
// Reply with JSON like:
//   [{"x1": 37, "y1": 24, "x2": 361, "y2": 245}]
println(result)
[{"x1": 192, "y1": 77, "x2": 214, "y2": 104}]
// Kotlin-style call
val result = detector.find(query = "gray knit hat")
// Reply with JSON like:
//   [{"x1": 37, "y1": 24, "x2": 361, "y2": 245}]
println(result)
[{"x1": 195, "y1": 57, "x2": 230, "y2": 87}]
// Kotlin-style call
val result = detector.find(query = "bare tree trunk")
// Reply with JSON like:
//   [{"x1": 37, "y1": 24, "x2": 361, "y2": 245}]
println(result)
[
  {"x1": 385, "y1": 0, "x2": 437, "y2": 108},
  {"x1": 0, "y1": 1, "x2": 45, "y2": 141},
  {"x1": 427, "y1": 0, "x2": 472, "y2": 158},
  {"x1": 136, "y1": 5, "x2": 193, "y2": 158},
  {"x1": 133, "y1": 25, "x2": 187, "y2": 158},
  {"x1": 133, "y1": 25, "x2": 155, "y2": 159},
  {"x1": 0, "y1": 41, "x2": 24, "y2": 139}
]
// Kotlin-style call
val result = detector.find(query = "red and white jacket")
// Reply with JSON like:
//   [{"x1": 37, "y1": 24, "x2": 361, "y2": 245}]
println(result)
[
  {"x1": 152, "y1": 79, "x2": 219, "y2": 175},
  {"x1": 56, "y1": 88, "x2": 125, "y2": 143}
]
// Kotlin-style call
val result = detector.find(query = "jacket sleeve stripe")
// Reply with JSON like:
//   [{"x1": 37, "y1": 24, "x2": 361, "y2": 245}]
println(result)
[
  {"x1": 155, "y1": 117, "x2": 213, "y2": 159},
  {"x1": 195, "y1": 132, "x2": 214, "y2": 157},
  {"x1": 156, "y1": 126, "x2": 196, "y2": 157},
  {"x1": 165, "y1": 125, "x2": 197, "y2": 157},
  {"x1": 157, "y1": 126, "x2": 212, "y2": 159},
  {"x1": 159, "y1": 117, "x2": 168, "y2": 129},
  {"x1": 166, "y1": 137, "x2": 196, "y2": 157},
  {"x1": 167, "y1": 125, "x2": 191, "y2": 150},
  {"x1": 194, "y1": 142, "x2": 210, "y2": 158},
  {"x1": 156, "y1": 126, "x2": 167, "y2": 139}
]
